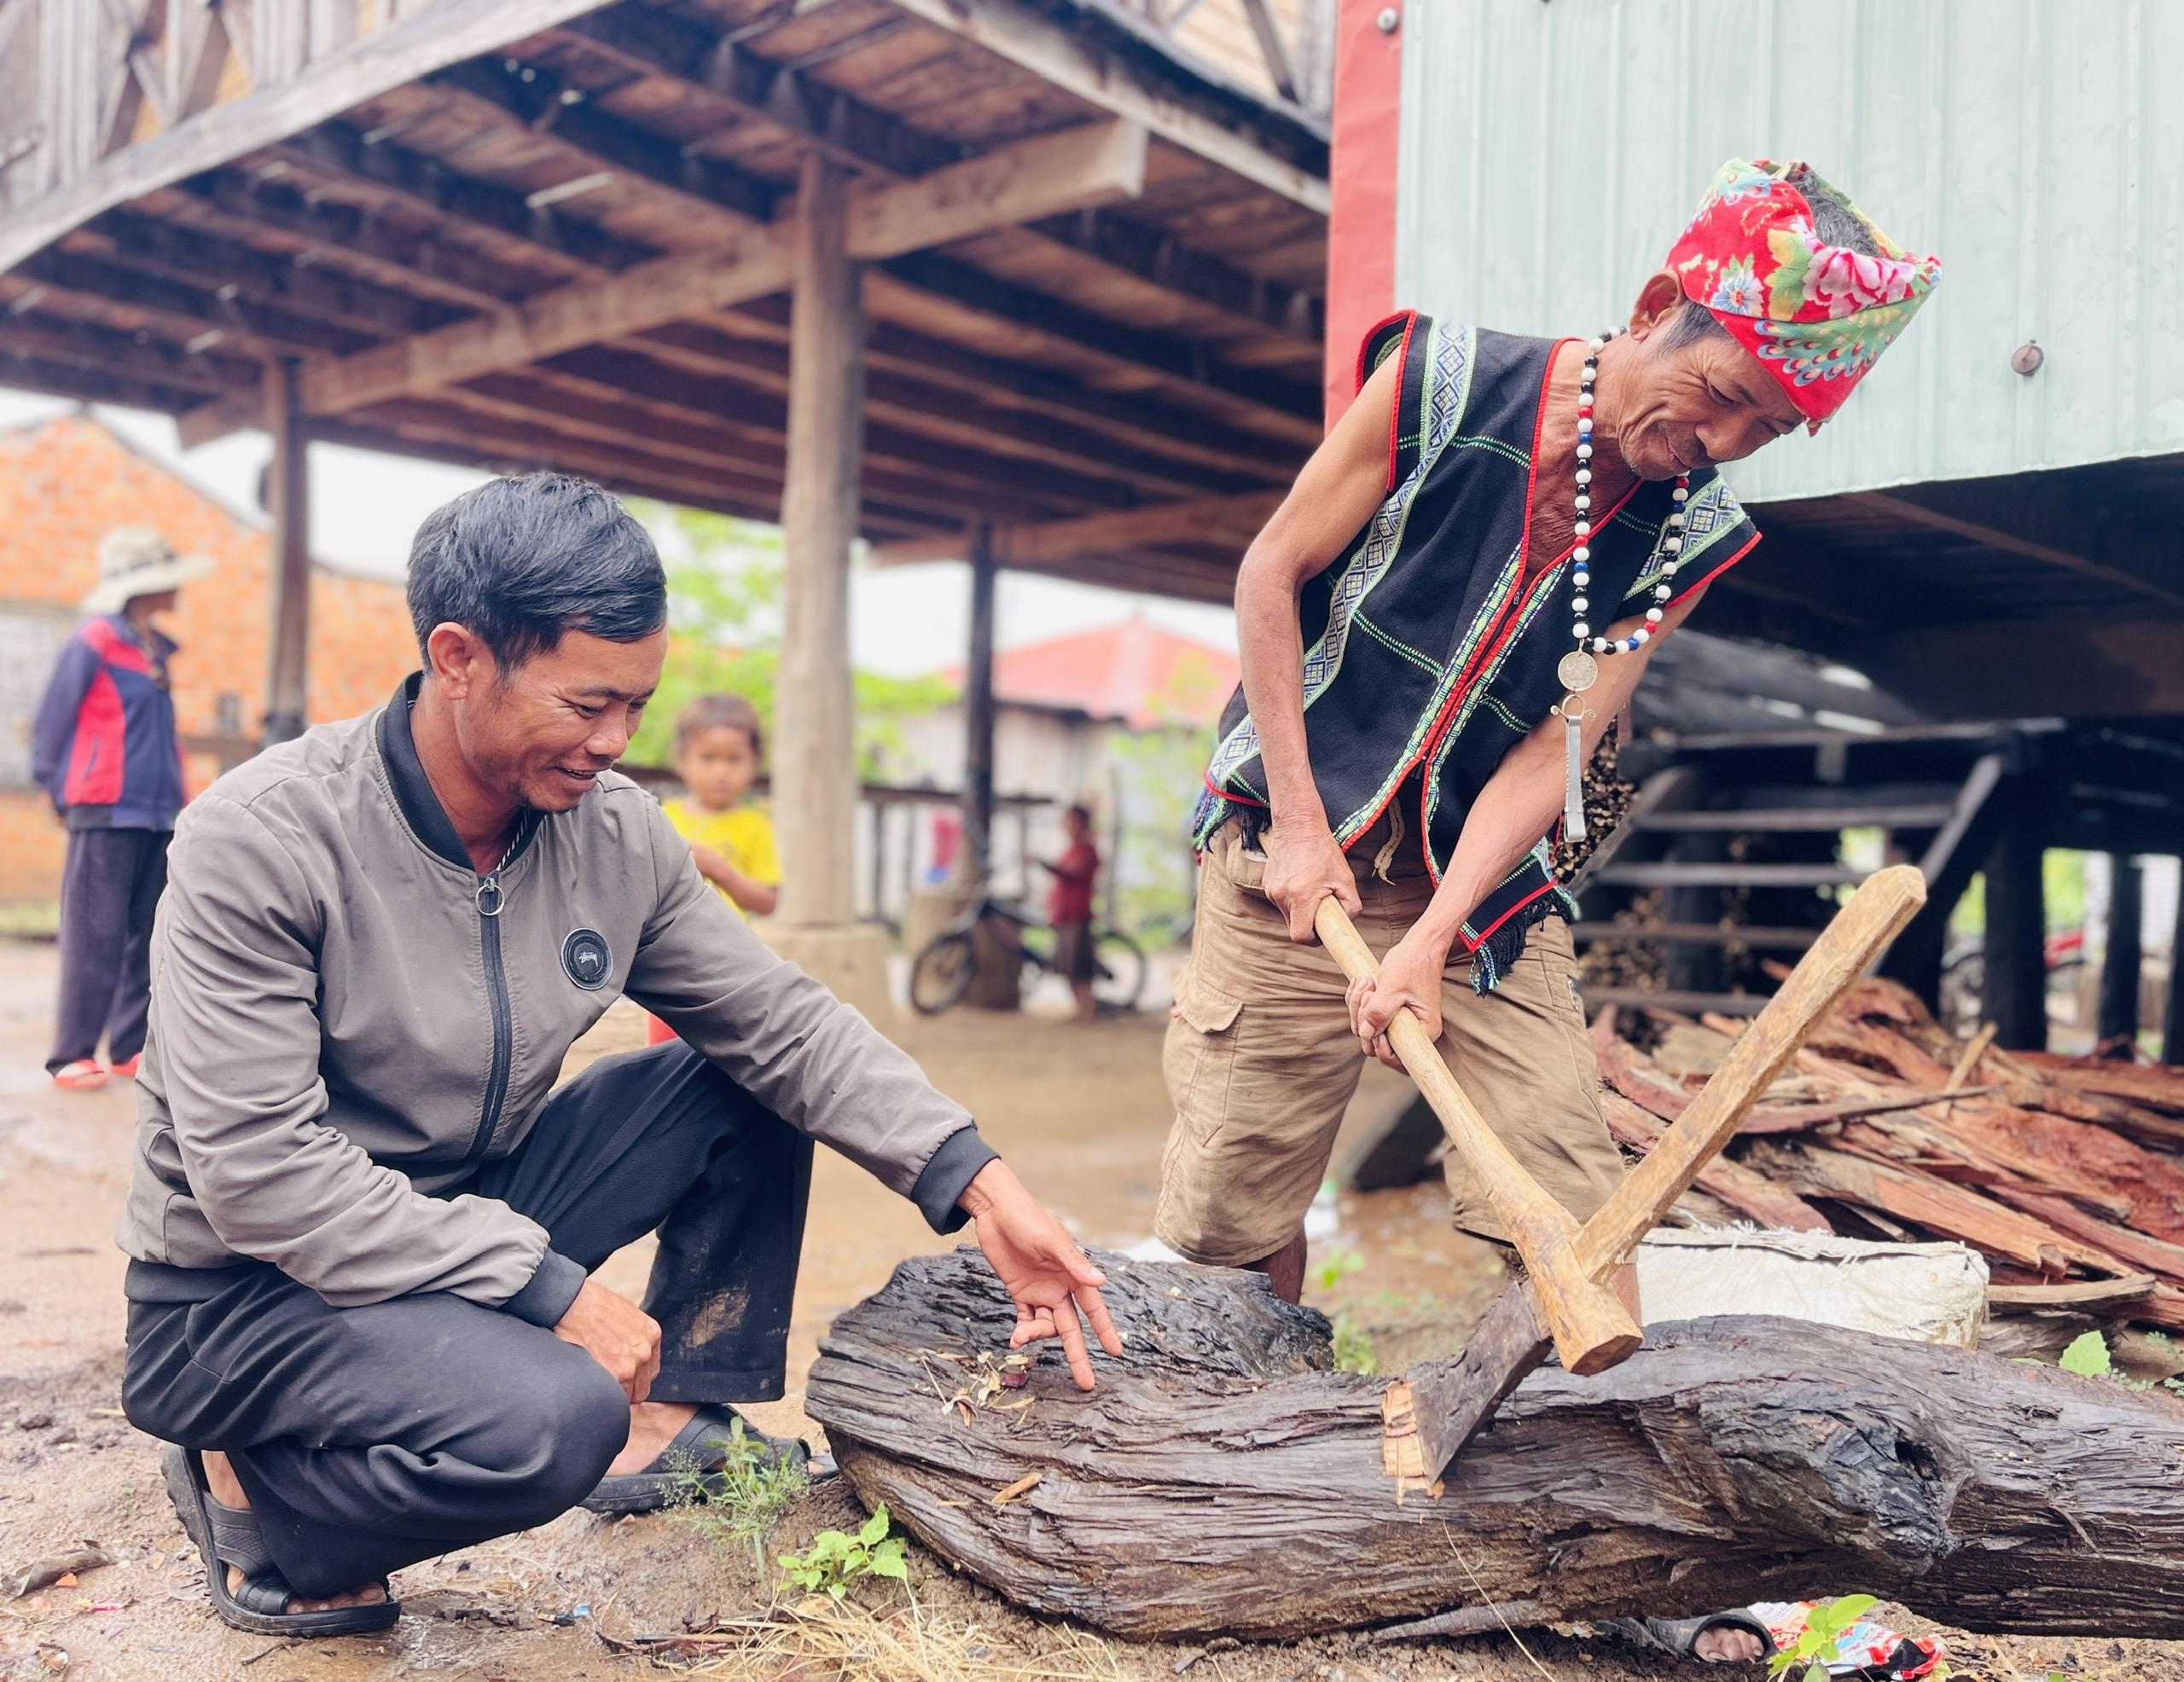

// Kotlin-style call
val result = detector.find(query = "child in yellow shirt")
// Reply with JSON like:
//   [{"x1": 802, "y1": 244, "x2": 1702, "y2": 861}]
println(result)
[
  {"x1": 661, "y1": 693, "x2": 780, "y2": 919},
  {"x1": 649, "y1": 693, "x2": 780, "y2": 1045}
]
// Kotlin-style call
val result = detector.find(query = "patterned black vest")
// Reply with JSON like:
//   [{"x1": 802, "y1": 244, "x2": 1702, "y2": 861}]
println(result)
[{"x1": 1193, "y1": 314, "x2": 1761, "y2": 990}]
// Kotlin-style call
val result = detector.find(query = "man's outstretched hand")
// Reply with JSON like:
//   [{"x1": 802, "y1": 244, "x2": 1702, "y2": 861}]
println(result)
[{"x1": 959, "y1": 1159, "x2": 1122, "y2": 1390}]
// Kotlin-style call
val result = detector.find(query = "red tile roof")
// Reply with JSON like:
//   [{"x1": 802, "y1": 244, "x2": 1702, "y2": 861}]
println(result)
[{"x1": 943, "y1": 614, "x2": 1239, "y2": 729}]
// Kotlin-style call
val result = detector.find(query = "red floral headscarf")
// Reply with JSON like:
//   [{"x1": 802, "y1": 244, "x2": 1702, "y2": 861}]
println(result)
[{"x1": 1666, "y1": 159, "x2": 1942, "y2": 431}]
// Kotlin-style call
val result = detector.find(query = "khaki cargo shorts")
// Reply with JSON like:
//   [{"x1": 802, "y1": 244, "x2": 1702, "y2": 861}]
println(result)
[{"x1": 1153, "y1": 821, "x2": 1625, "y2": 1267}]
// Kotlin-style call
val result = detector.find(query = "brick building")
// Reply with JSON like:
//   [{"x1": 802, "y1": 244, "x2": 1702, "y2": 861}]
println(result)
[{"x1": 0, "y1": 409, "x2": 415, "y2": 902}]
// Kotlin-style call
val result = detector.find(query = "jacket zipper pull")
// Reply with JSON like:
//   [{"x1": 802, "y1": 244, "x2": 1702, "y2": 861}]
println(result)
[{"x1": 477, "y1": 873, "x2": 504, "y2": 917}]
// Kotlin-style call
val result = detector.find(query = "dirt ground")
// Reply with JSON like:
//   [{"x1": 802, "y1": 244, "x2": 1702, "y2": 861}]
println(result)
[{"x1": 1, "y1": 938, "x2": 2175, "y2": 1682}]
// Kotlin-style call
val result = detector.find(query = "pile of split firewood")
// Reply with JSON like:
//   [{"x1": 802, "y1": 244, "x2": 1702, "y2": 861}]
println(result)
[{"x1": 1594, "y1": 977, "x2": 2184, "y2": 1335}]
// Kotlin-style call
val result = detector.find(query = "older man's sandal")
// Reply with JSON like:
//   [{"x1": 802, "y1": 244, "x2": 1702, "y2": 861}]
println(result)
[
  {"x1": 580, "y1": 1401, "x2": 823, "y2": 1516},
  {"x1": 162, "y1": 1444, "x2": 398, "y2": 1637}
]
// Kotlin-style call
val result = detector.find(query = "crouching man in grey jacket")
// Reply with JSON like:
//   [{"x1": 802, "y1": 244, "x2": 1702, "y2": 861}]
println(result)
[{"x1": 117, "y1": 473, "x2": 1121, "y2": 1638}]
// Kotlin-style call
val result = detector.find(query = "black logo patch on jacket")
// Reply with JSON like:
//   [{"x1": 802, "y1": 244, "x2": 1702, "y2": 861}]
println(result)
[{"x1": 561, "y1": 927, "x2": 612, "y2": 990}]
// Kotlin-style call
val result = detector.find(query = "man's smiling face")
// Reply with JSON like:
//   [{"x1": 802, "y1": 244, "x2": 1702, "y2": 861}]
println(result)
[
  {"x1": 455, "y1": 627, "x2": 667, "y2": 813},
  {"x1": 1606, "y1": 275, "x2": 1808, "y2": 482}
]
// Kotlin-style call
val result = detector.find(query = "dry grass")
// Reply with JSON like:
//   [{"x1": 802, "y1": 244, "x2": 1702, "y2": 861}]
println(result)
[{"x1": 661, "y1": 1598, "x2": 1148, "y2": 1680}]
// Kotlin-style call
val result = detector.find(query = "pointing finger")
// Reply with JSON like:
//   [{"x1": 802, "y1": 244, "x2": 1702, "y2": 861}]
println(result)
[
  {"x1": 1075, "y1": 1283, "x2": 1124, "y2": 1360},
  {"x1": 1054, "y1": 1298, "x2": 1095, "y2": 1390}
]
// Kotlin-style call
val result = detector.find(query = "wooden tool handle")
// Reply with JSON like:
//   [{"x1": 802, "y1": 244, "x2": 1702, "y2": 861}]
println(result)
[
  {"x1": 1314, "y1": 897, "x2": 1641, "y2": 1377},
  {"x1": 1574, "y1": 864, "x2": 1928, "y2": 1278}
]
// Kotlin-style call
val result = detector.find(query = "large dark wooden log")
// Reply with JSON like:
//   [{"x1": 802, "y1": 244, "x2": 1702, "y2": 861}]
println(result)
[{"x1": 805, "y1": 1248, "x2": 2184, "y2": 1643}]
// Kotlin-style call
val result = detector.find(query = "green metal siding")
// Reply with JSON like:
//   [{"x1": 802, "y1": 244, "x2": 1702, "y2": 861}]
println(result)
[{"x1": 1394, "y1": 0, "x2": 2184, "y2": 503}]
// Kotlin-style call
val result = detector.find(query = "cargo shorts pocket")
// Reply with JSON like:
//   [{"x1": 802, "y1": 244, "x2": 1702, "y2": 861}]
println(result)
[{"x1": 1162, "y1": 964, "x2": 1246, "y2": 1148}]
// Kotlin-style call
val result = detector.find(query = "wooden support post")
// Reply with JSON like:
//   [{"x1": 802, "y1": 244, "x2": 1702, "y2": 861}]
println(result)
[
  {"x1": 262, "y1": 359, "x2": 311, "y2": 746},
  {"x1": 1983, "y1": 821, "x2": 2047, "y2": 1051},
  {"x1": 2099, "y1": 854, "x2": 2143, "y2": 1053},
  {"x1": 961, "y1": 525, "x2": 998, "y2": 881},
  {"x1": 961, "y1": 525, "x2": 1019, "y2": 1009},
  {"x1": 774, "y1": 153, "x2": 864, "y2": 930},
  {"x1": 2164, "y1": 861, "x2": 2184, "y2": 1064}
]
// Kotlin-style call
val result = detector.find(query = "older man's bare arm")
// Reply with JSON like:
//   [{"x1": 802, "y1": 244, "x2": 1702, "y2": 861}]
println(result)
[{"x1": 1232, "y1": 353, "x2": 1405, "y2": 942}]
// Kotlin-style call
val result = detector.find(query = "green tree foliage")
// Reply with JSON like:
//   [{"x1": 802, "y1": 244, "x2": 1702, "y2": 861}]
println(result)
[
  {"x1": 624, "y1": 506, "x2": 953, "y2": 780},
  {"x1": 1107, "y1": 649, "x2": 1225, "y2": 944}
]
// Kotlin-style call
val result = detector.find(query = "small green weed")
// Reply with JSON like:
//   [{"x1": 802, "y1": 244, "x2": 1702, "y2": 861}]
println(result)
[
  {"x1": 1313, "y1": 1250, "x2": 1366, "y2": 1293},
  {"x1": 1332, "y1": 1318, "x2": 1380, "y2": 1376},
  {"x1": 1310, "y1": 1250, "x2": 1380, "y2": 1374},
  {"x1": 2059, "y1": 1330, "x2": 2112, "y2": 1378},
  {"x1": 2056, "y1": 1329, "x2": 2184, "y2": 1395},
  {"x1": 1765, "y1": 1593, "x2": 1876, "y2": 1682},
  {"x1": 780, "y1": 1503, "x2": 909, "y2": 1602},
  {"x1": 667, "y1": 1417, "x2": 809, "y2": 1575}
]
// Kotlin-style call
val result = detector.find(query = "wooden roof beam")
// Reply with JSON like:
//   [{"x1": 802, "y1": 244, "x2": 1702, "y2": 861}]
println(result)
[
  {"x1": 0, "y1": 0, "x2": 629, "y2": 273},
  {"x1": 179, "y1": 119, "x2": 1150, "y2": 445},
  {"x1": 150, "y1": 175, "x2": 532, "y2": 311},
  {"x1": 879, "y1": 0, "x2": 1328, "y2": 211},
  {"x1": 873, "y1": 252, "x2": 1320, "y2": 440},
  {"x1": 0, "y1": 348, "x2": 206, "y2": 415},
  {"x1": 868, "y1": 490, "x2": 1281, "y2": 568},
  {"x1": 78, "y1": 208, "x2": 470, "y2": 341},
  {"x1": 559, "y1": 7, "x2": 967, "y2": 181},
  {"x1": 427, "y1": 57, "x2": 780, "y2": 227},
  {"x1": 271, "y1": 123, "x2": 656, "y2": 275},
  {"x1": 1854, "y1": 487, "x2": 2184, "y2": 612},
  {"x1": 14, "y1": 246, "x2": 375, "y2": 358},
  {"x1": 556, "y1": 6, "x2": 1322, "y2": 345},
  {"x1": 0, "y1": 307, "x2": 263, "y2": 394},
  {"x1": 235, "y1": 117, "x2": 1317, "y2": 445}
]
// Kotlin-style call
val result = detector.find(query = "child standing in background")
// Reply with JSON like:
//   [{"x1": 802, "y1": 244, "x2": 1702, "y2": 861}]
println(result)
[
  {"x1": 649, "y1": 693, "x2": 780, "y2": 1044},
  {"x1": 1043, "y1": 803, "x2": 1101, "y2": 1024}
]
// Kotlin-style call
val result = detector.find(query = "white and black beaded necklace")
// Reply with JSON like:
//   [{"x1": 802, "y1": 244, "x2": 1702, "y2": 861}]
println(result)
[{"x1": 1553, "y1": 331, "x2": 1690, "y2": 843}]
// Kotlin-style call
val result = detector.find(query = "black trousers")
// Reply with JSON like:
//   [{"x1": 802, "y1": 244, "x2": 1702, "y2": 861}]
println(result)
[
  {"x1": 121, "y1": 1041, "x2": 814, "y2": 1598},
  {"x1": 49, "y1": 826, "x2": 168, "y2": 1072}
]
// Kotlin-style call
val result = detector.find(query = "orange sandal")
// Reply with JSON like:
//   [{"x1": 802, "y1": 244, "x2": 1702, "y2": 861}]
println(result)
[
  {"x1": 52, "y1": 1059, "x2": 109, "y2": 1092},
  {"x1": 109, "y1": 1054, "x2": 141, "y2": 1079}
]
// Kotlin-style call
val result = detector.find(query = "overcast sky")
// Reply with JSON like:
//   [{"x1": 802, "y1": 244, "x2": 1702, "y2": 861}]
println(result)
[{"x1": 0, "y1": 391, "x2": 1238, "y2": 678}]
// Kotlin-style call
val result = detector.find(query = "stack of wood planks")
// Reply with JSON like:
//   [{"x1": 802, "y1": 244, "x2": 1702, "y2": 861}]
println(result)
[{"x1": 1594, "y1": 977, "x2": 2184, "y2": 1333}]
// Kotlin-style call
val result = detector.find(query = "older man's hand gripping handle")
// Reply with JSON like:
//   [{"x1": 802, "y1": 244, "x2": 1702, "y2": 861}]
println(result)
[{"x1": 1310, "y1": 898, "x2": 1641, "y2": 1378}]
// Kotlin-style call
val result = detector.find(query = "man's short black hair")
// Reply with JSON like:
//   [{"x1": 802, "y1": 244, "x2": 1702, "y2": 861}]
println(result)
[{"x1": 407, "y1": 472, "x2": 667, "y2": 670}]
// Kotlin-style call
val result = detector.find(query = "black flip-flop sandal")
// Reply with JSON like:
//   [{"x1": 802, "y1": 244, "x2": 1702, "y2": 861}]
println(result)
[
  {"x1": 1605, "y1": 1610, "x2": 1777, "y2": 1663},
  {"x1": 162, "y1": 1444, "x2": 398, "y2": 1637},
  {"x1": 580, "y1": 1401, "x2": 824, "y2": 1517}
]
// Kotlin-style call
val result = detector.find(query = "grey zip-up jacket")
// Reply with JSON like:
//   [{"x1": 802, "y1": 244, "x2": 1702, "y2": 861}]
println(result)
[{"x1": 118, "y1": 676, "x2": 994, "y2": 1325}]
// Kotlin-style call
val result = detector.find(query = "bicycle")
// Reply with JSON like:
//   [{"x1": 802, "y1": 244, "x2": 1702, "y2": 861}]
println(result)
[{"x1": 908, "y1": 885, "x2": 1146, "y2": 1016}]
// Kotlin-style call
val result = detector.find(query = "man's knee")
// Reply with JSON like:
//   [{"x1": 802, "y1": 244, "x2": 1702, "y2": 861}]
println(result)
[{"x1": 490, "y1": 1348, "x2": 629, "y2": 1519}]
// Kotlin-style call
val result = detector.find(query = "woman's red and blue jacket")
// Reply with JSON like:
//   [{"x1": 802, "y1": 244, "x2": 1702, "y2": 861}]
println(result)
[{"x1": 31, "y1": 615, "x2": 188, "y2": 831}]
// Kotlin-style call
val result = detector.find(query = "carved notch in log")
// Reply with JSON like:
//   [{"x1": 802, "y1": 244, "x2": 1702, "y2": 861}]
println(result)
[{"x1": 805, "y1": 1248, "x2": 2184, "y2": 1643}]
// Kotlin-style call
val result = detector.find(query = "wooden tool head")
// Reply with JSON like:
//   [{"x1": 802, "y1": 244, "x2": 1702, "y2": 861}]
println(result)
[
  {"x1": 1310, "y1": 896, "x2": 1641, "y2": 1377},
  {"x1": 1398, "y1": 865, "x2": 1931, "y2": 1485}
]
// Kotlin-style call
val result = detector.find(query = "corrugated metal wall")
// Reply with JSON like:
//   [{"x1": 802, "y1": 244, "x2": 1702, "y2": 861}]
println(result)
[{"x1": 1394, "y1": 0, "x2": 2184, "y2": 503}]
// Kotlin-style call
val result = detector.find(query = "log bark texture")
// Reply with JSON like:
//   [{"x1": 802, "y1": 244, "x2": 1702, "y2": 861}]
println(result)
[{"x1": 805, "y1": 1249, "x2": 2184, "y2": 1643}]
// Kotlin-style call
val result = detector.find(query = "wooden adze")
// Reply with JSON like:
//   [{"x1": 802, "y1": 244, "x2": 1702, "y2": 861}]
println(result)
[{"x1": 1320, "y1": 865, "x2": 1927, "y2": 1484}]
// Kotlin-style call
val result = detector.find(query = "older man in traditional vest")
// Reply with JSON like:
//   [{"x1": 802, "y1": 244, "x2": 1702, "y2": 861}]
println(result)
[{"x1": 1160, "y1": 161, "x2": 1938, "y2": 1298}]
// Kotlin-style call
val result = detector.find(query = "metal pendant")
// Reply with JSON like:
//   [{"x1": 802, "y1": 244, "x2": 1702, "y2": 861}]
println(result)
[{"x1": 1557, "y1": 649, "x2": 1600, "y2": 693}]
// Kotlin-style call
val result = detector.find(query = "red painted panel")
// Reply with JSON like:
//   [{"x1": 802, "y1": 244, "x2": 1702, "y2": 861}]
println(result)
[{"x1": 1322, "y1": 0, "x2": 1404, "y2": 430}]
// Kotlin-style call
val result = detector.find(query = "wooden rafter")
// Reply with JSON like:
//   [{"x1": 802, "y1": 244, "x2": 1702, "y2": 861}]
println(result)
[
  {"x1": 555, "y1": 5, "x2": 1322, "y2": 346},
  {"x1": 180, "y1": 120, "x2": 1152, "y2": 444},
  {"x1": 0, "y1": 0, "x2": 621, "y2": 271},
  {"x1": 1236, "y1": 0, "x2": 1298, "y2": 103},
  {"x1": 868, "y1": 489, "x2": 1281, "y2": 566},
  {"x1": 204, "y1": 102, "x2": 1316, "y2": 439},
  {"x1": 879, "y1": 0, "x2": 1328, "y2": 210}
]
